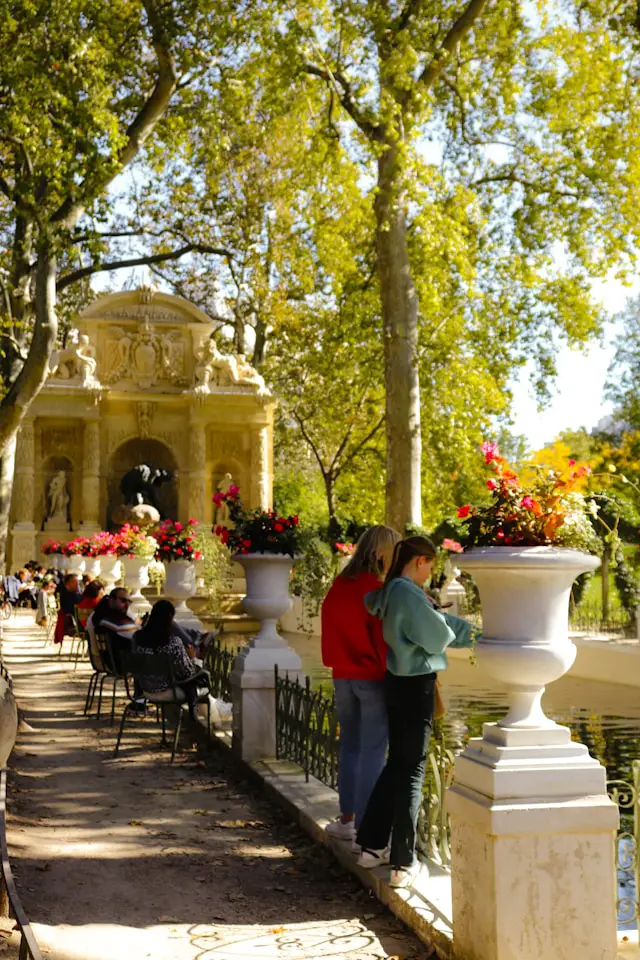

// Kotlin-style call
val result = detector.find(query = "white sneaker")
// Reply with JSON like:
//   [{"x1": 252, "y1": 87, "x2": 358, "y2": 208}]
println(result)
[
  {"x1": 389, "y1": 862, "x2": 423, "y2": 888},
  {"x1": 325, "y1": 819, "x2": 356, "y2": 841},
  {"x1": 356, "y1": 846, "x2": 390, "y2": 869}
]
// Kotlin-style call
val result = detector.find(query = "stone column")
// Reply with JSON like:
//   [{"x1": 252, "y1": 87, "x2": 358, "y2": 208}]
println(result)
[
  {"x1": 10, "y1": 419, "x2": 36, "y2": 567},
  {"x1": 80, "y1": 420, "x2": 101, "y2": 532},
  {"x1": 188, "y1": 422, "x2": 207, "y2": 523},
  {"x1": 251, "y1": 426, "x2": 270, "y2": 510}
]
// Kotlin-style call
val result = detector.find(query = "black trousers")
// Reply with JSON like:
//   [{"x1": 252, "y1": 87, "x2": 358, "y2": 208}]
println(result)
[{"x1": 356, "y1": 671, "x2": 435, "y2": 868}]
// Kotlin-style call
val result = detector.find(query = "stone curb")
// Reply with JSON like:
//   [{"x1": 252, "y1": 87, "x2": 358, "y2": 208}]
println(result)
[{"x1": 194, "y1": 719, "x2": 453, "y2": 959}]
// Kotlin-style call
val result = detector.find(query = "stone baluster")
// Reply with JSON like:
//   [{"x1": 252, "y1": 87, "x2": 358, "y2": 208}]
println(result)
[{"x1": 80, "y1": 420, "x2": 101, "y2": 532}]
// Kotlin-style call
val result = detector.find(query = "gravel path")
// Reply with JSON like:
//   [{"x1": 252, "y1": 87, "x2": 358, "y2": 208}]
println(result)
[{"x1": 1, "y1": 613, "x2": 432, "y2": 960}]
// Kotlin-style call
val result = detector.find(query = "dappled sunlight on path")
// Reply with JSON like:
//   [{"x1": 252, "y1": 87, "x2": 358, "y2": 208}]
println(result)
[{"x1": 1, "y1": 614, "x2": 431, "y2": 960}]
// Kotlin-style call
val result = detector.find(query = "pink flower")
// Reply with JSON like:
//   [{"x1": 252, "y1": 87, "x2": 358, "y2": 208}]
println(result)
[
  {"x1": 568, "y1": 459, "x2": 576, "y2": 466},
  {"x1": 212, "y1": 492, "x2": 225, "y2": 507},
  {"x1": 480, "y1": 441, "x2": 500, "y2": 464},
  {"x1": 457, "y1": 505, "x2": 472, "y2": 519},
  {"x1": 174, "y1": 522, "x2": 183, "y2": 532},
  {"x1": 443, "y1": 538, "x2": 463, "y2": 553},
  {"x1": 194, "y1": 551, "x2": 202, "y2": 561},
  {"x1": 521, "y1": 496, "x2": 535, "y2": 510},
  {"x1": 228, "y1": 484, "x2": 240, "y2": 498},
  {"x1": 487, "y1": 478, "x2": 498, "y2": 491}
]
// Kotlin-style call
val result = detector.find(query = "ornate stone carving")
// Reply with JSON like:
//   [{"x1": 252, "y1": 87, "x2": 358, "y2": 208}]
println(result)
[
  {"x1": 189, "y1": 424, "x2": 206, "y2": 468},
  {"x1": 83, "y1": 421, "x2": 101, "y2": 474},
  {"x1": 15, "y1": 419, "x2": 34, "y2": 469},
  {"x1": 41, "y1": 428, "x2": 75, "y2": 460},
  {"x1": 12, "y1": 473, "x2": 34, "y2": 526},
  {"x1": 188, "y1": 476, "x2": 206, "y2": 522},
  {"x1": 102, "y1": 323, "x2": 187, "y2": 388},
  {"x1": 137, "y1": 402, "x2": 155, "y2": 439},
  {"x1": 50, "y1": 329, "x2": 101, "y2": 388},
  {"x1": 139, "y1": 284, "x2": 157, "y2": 305},
  {"x1": 191, "y1": 338, "x2": 270, "y2": 397}
]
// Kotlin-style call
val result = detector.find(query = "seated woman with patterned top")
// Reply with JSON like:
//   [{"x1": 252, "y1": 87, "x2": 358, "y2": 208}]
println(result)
[{"x1": 133, "y1": 600, "x2": 211, "y2": 720}]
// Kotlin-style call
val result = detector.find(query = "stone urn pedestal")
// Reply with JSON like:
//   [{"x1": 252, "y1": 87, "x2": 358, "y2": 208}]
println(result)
[
  {"x1": 163, "y1": 560, "x2": 203, "y2": 632},
  {"x1": 448, "y1": 547, "x2": 618, "y2": 960},
  {"x1": 230, "y1": 553, "x2": 303, "y2": 762},
  {"x1": 121, "y1": 557, "x2": 151, "y2": 618},
  {"x1": 84, "y1": 557, "x2": 101, "y2": 579},
  {"x1": 65, "y1": 555, "x2": 86, "y2": 577},
  {"x1": 99, "y1": 554, "x2": 122, "y2": 592}
]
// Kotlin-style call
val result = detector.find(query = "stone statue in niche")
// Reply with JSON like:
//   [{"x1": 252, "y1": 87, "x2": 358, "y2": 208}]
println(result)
[
  {"x1": 49, "y1": 329, "x2": 100, "y2": 387},
  {"x1": 47, "y1": 470, "x2": 70, "y2": 521},
  {"x1": 214, "y1": 472, "x2": 234, "y2": 527}
]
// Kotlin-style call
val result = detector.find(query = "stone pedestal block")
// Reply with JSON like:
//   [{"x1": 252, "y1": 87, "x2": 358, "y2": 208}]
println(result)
[
  {"x1": 231, "y1": 644, "x2": 302, "y2": 762},
  {"x1": 449, "y1": 722, "x2": 619, "y2": 960}
]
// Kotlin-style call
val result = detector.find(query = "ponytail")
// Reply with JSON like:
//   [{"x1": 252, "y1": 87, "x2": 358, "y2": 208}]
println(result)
[{"x1": 384, "y1": 535, "x2": 437, "y2": 584}]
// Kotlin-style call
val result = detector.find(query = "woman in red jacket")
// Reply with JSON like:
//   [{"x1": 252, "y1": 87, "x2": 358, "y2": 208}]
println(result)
[{"x1": 321, "y1": 524, "x2": 401, "y2": 842}]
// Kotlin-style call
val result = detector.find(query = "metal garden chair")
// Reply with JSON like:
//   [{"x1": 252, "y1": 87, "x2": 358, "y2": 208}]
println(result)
[{"x1": 114, "y1": 651, "x2": 211, "y2": 763}]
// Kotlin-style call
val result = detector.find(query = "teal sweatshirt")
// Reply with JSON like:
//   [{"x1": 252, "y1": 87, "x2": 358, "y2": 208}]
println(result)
[{"x1": 365, "y1": 576, "x2": 475, "y2": 677}]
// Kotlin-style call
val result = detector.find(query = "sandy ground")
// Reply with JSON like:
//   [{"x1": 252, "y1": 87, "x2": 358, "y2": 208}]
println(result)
[{"x1": 0, "y1": 613, "x2": 432, "y2": 960}]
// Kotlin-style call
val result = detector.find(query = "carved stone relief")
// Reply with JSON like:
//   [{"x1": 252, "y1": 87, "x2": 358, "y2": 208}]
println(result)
[
  {"x1": 83, "y1": 422, "x2": 101, "y2": 475},
  {"x1": 137, "y1": 402, "x2": 156, "y2": 439},
  {"x1": 101, "y1": 322, "x2": 189, "y2": 389}
]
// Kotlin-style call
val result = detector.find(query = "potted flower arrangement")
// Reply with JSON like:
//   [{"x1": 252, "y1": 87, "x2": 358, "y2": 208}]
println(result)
[
  {"x1": 112, "y1": 524, "x2": 157, "y2": 615},
  {"x1": 213, "y1": 486, "x2": 301, "y2": 646},
  {"x1": 154, "y1": 519, "x2": 203, "y2": 627},
  {"x1": 62, "y1": 537, "x2": 89, "y2": 576},
  {"x1": 333, "y1": 540, "x2": 355, "y2": 573},
  {"x1": 455, "y1": 442, "x2": 599, "y2": 729},
  {"x1": 88, "y1": 531, "x2": 121, "y2": 590},
  {"x1": 42, "y1": 539, "x2": 64, "y2": 571}
]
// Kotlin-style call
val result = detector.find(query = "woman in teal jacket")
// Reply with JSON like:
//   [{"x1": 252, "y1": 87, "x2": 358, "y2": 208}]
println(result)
[{"x1": 355, "y1": 535, "x2": 474, "y2": 888}]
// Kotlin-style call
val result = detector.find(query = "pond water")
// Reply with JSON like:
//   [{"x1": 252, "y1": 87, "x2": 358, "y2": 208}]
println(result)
[{"x1": 283, "y1": 632, "x2": 640, "y2": 785}]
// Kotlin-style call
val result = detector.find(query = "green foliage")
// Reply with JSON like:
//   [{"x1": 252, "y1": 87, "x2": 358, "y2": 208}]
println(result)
[
  {"x1": 290, "y1": 528, "x2": 334, "y2": 621},
  {"x1": 192, "y1": 530, "x2": 233, "y2": 614},
  {"x1": 613, "y1": 542, "x2": 640, "y2": 615}
]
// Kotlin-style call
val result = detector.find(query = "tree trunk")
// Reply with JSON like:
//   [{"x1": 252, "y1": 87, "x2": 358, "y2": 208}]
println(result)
[
  {"x1": 253, "y1": 316, "x2": 267, "y2": 367},
  {"x1": 375, "y1": 142, "x2": 422, "y2": 532},
  {"x1": 0, "y1": 250, "x2": 58, "y2": 456},
  {"x1": 0, "y1": 435, "x2": 17, "y2": 575},
  {"x1": 324, "y1": 473, "x2": 341, "y2": 542}
]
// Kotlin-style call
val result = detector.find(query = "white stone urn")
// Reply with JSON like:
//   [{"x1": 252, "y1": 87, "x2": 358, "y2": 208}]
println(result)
[
  {"x1": 121, "y1": 556, "x2": 151, "y2": 617},
  {"x1": 65, "y1": 554, "x2": 86, "y2": 576},
  {"x1": 99, "y1": 554, "x2": 121, "y2": 592},
  {"x1": 230, "y1": 552, "x2": 303, "y2": 762},
  {"x1": 458, "y1": 545, "x2": 599, "y2": 728},
  {"x1": 84, "y1": 557, "x2": 101, "y2": 579},
  {"x1": 48, "y1": 553, "x2": 64, "y2": 572},
  {"x1": 236, "y1": 553, "x2": 297, "y2": 647},
  {"x1": 448, "y1": 550, "x2": 619, "y2": 960},
  {"x1": 164, "y1": 559, "x2": 202, "y2": 630}
]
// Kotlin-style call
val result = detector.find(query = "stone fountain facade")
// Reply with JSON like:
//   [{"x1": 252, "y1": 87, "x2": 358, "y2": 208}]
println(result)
[{"x1": 8, "y1": 288, "x2": 275, "y2": 570}]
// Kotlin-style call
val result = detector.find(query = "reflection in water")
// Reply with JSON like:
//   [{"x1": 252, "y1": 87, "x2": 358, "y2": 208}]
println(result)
[{"x1": 283, "y1": 632, "x2": 640, "y2": 784}]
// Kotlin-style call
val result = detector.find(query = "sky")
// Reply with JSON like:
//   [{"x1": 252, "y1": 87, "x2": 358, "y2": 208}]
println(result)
[{"x1": 508, "y1": 274, "x2": 639, "y2": 451}]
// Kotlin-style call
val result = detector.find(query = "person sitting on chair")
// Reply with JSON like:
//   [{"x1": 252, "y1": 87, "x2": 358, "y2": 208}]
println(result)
[
  {"x1": 36, "y1": 578, "x2": 57, "y2": 628},
  {"x1": 77, "y1": 580, "x2": 104, "y2": 627},
  {"x1": 134, "y1": 600, "x2": 210, "y2": 721},
  {"x1": 89, "y1": 587, "x2": 138, "y2": 672},
  {"x1": 54, "y1": 574, "x2": 83, "y2": 644}
]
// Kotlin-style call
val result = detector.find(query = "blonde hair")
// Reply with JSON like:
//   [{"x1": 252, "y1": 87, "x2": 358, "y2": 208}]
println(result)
[{"x1": 341, "y1": 525, "x2": 402, "y2": 580}]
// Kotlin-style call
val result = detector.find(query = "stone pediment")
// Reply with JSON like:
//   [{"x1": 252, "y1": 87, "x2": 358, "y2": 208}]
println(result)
[
  {"x1": 46, "y1": 287, "x2": 271, "y2": 399},
  {"x1": 79, "y1": 287, "x2": 214, "y2": 327}
]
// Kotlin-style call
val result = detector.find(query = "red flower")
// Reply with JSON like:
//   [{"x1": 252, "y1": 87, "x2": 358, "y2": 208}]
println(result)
[
  {"x1": 242, "y1": 539, "x2": 251, "y2": 548},
  {"x1": 487, "y1": 478, "x2": 498, "y2": 491},
  {"x1": 292, "y1": 515, "x2": 299, "y2": 526},
  {"x1": 176, "y1": 548, "x2": 183, "y2": 556},
  {"x1": 212, "y1": 492, "x2": 225, "y2": 507},
  {"x1": 480, "y1": 441, "x2": 500, "y2": 464},
  {"x1": 274, "y1": 523, "x2": 284, "y2": 533},
  {"x1": 194, "y1": 551, "x2": 202, "y2": 560},
  {"x1": 457, "y1": 505, "x2": 472, "y2": 519}
]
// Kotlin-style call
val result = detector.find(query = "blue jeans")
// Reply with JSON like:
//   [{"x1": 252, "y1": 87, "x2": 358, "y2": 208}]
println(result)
[{"x1": 333, "y1": 678, "x2": 388, "y2": 828}]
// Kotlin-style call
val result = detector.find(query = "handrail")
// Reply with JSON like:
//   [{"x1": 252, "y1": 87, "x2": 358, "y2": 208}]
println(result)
[{"x1": 0, "y1": 768, "x2": 43, "y2": 959}]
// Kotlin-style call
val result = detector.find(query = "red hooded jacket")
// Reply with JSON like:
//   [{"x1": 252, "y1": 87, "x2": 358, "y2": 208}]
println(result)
[{"x1": 321, "y1": 571, "x2": 388, "y2": 680}]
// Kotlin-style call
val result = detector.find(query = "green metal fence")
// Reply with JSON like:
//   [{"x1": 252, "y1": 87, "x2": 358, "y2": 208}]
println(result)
[
  {"x1": 273, "y1": 668, "x2": 453, "y2": 869},
  {"x1": 608, "y1": 761, "x2": 640, "y2": 928},
  {"x1": 203, "y1": 633, "x2": 236, "y2": 703}
]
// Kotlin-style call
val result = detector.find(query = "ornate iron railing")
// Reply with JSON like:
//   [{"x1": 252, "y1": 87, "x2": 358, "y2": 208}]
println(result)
[
  {"x1": 0, "y1": 768, "x2": 43, "y2": 959},
  {"x1": 570, "y1": 602, "x2": 630, "y2": 636},
  {"x1": 274, "y1": 668, "x2": 339, "y2": 789},
  {"x1": 607, "y1": 762, "x2": 640, "y2": 927},
  {"x1": 203, "y1": 633, "x2": 236, "y2": 703},
  {"x1": 274, "y1": 669, "x2": 453, "y2": 868}
]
